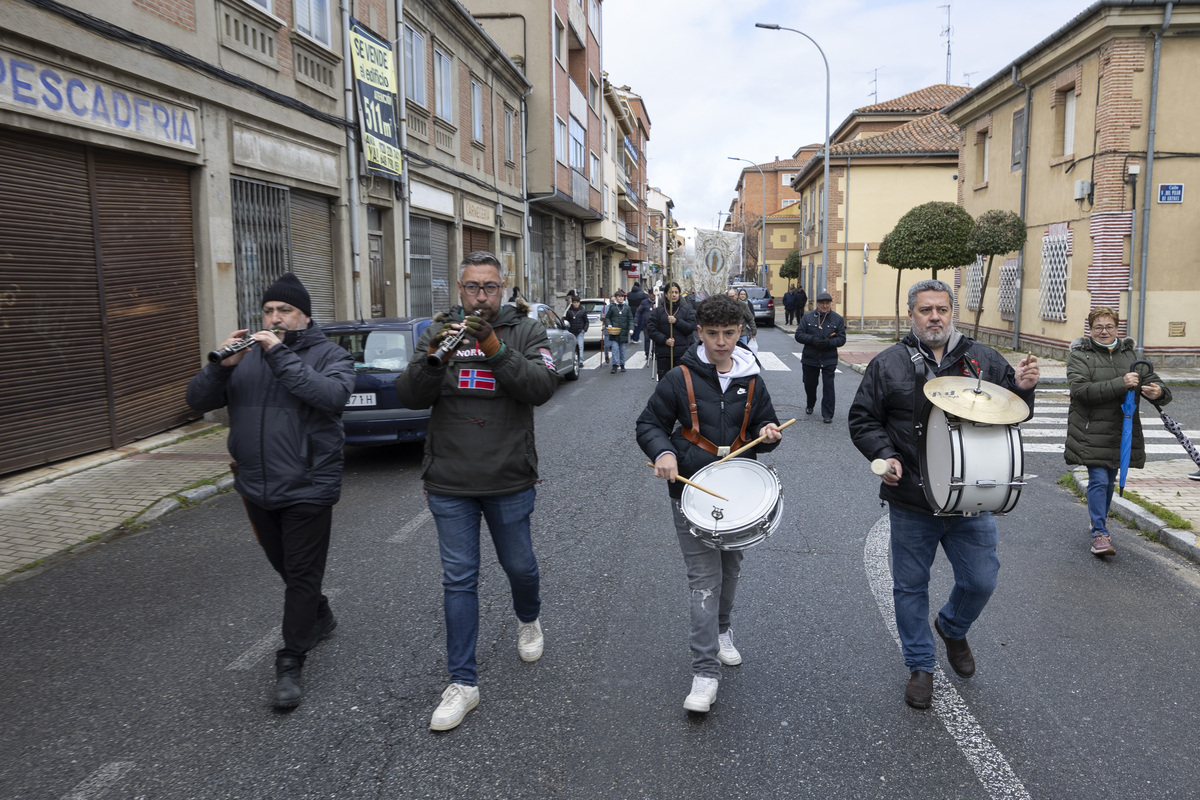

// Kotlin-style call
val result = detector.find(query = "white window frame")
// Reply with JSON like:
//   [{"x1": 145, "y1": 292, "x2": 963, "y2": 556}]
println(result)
[
  {"x1": 554, "y1": 17, "x2": 566, "y2": 64},
  {"x1": 404, "y1": 25, "x2": 426, "y2": 107},
  {"x1": 295, "y1": 0, "x2": 330, "y2": 47},
  {"x1": 589, "y1": 0, "x2": 600, "y2": 34},
  {"x1": 434, "y1": 48, "x2": 453, "y2": 123},
  {"x1": 555, "y1": 117, "x2": 568, "y2": 164},
  {"x1": 781, "y1": 199, "x2": 799, "y2": 209},
  {"x1": 569, "y1": 117, "x2": 586, "y2": 170},
  {"x1": 504, "y1": 107, "x2": 515, "y2": 163},
  {"x1": 781, "y1": 173, "x2": 796, "y2": 185},
  {"x1": 1062, "y1": 90, "x2": 1076, "y2": 157},
  {"x1": 603, "y1": 182, "x2": 609, "y2": 217},
  {"x1": 246, "y1": 0, "x2": 270, "y2": 10},
  {"x1": 590, "y1": 152, "x2": 600, "y2": 187},
  {"x1": 471, "y1": 81, "x2": 483, "y2": 142}
]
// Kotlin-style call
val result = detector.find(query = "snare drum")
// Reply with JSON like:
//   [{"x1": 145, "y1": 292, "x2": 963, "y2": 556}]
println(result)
[
  {"x1": 918, "y1": 404, "x2": 1025, "y2": 515},
  {"x1": 679, "y1": 458, "x2": 783, "y2": 550}
]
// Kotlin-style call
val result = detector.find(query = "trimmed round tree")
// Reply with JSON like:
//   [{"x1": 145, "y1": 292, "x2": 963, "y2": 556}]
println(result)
[
  {"x1": 876, "y1": 201, "x2": 976, "y2": 339},
  {"x1": 779, "y1": 249, "x2": 800, "y2": 284},
  {"x1": 967, "y1": 209, "x2": 1027, "y2": 340}
]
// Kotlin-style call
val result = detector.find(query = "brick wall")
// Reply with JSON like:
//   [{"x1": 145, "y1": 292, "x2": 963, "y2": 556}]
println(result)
[
  {"x1": 134, "y1": 0, "x2": 196, "y2": 32},
  {"x1": 1093, "y1": 37, "x2": 1147, "y2": 213}
]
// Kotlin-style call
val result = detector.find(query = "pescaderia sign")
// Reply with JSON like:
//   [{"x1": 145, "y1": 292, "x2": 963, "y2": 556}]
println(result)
[
  {"x1": 348, "y1": 18, "x2": 401, "y2": 180},
  {"x1": 0, "y1": 49, "x2": 198, "y2": 151}
]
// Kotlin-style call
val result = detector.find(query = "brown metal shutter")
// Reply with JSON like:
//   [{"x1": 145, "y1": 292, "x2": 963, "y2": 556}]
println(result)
[
  {"x1": 462, "y1": 226, "x2": 491, "y2": 256},
  {"x1": 288, "y1": 190, "x2": 336, "y2": 323},
  {"x1": 91, "y1": 148, "x2": 199, "y2": 443},
  {"x1": 0, "y1": 131, "x2": 111, "y2": 473}
]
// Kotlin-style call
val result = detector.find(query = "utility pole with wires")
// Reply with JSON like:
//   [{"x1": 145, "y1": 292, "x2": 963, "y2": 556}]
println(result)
[{"x1": 939, "y1": 3, "x2": 952, "y2": 85}]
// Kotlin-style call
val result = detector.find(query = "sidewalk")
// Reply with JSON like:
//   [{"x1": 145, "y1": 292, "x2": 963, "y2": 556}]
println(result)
[{"x1": 0, "y1": 422, "x2": 234, "y2": 584}]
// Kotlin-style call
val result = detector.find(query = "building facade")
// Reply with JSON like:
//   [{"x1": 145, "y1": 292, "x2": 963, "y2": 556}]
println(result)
[
  {"x1": 790, "y1": 86, "x2": 968, "y2": 328},
  {"x1": 946, "y1": 0, "x2": 1200, "y2": 363},
  {"x1": 727, "y1": 153, "x2": 809, "y2": 286}
]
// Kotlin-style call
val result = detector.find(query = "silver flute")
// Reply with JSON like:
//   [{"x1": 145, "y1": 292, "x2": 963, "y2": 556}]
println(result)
[{"x1": 427, "y1": 311, "x2": 482, "y2": 366}]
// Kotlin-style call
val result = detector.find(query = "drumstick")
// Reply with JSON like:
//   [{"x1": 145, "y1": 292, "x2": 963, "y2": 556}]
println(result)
[
  {"x1": 645, "y1": 462, "x2": 729, "y2": 501},
  {"x1": 713, "y1": 418, "x2": 797, "y2": 465},
  {"x1": 870, "y1": 458, "x2": 897, "y2": 476}
]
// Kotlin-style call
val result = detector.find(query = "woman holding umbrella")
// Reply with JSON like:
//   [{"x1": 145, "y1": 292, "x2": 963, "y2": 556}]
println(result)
[{"x1": 1065, "y1": 307, "x2": 1170, "y2": 557}]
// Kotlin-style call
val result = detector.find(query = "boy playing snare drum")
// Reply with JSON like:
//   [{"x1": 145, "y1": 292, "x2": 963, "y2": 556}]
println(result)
[{"x1": 635, "y1": 293, "x2": 782, "y2": 714}]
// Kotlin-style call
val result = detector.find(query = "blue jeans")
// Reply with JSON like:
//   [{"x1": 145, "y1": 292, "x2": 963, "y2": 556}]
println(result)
[
  {"x1": 889, "y1": 505, "x2": 999, "y2": 673},
  {"x1": 608, "y1": 339, "x2": 626, "y2": 366},
  {"x1": 672, "y1": 502, "x2": 743, "y2": 678},
  {"x1": 574, "y1": 331, "x2": 586, "y2": 363},
  {"x1": 426, "y1": 488, "x2": 540, "y2": 686},
  {"x1": 1086, "y1": 466, "x2": 1118, "y2": 536}
]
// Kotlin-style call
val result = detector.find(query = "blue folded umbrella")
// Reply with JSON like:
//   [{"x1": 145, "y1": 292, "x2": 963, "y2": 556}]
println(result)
[{"x1": 1119, "y1": 388, "x2": 1136, "y2": 497}]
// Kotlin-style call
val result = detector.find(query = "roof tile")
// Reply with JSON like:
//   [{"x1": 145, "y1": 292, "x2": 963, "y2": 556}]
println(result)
[
  {"x1": 829, "y1": 112, "x2": 961, "y2": 156},
  {"x1": 855, "y1": 84, "x2": 970, "y2": 114}
]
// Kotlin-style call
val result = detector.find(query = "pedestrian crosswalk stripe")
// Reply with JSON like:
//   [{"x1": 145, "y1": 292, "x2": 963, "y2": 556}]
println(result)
[{"x1": 756, "y1": 352, "x2": 790, "y2": 371}]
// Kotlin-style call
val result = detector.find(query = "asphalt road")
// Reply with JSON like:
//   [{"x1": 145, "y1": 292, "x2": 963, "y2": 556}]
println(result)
[{"x1": 3, "y1": 329, "x2": 1200, "y2": 799}]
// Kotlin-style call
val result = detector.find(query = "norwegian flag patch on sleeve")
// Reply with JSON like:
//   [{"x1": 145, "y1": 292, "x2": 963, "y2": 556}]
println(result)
[{"x1": 458, "y1": 368, "x2": 496, "y2": 390}]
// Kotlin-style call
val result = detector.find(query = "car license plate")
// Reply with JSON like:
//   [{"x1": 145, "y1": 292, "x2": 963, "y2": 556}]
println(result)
[{"x1": 347, "y1": 393, "x2": 376, "y2": 407}]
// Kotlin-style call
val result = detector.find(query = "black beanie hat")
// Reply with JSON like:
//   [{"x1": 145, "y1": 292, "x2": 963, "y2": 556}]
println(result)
[{"x1": 262, "y1": 272, "x2": 312, "y2": 317}]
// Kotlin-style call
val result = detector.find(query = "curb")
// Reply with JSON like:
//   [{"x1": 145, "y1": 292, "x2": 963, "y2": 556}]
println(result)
[{"x1": 1069, "y1": 467, "x2": 1200, "y2": 566}]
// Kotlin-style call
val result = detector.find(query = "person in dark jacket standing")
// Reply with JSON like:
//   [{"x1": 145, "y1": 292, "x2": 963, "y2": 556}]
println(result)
[
  {"x1": 563, "y1": 294, "x2": 589, "y2": 364},
  {"x1": 848, "y1": 280, "x2": 1039, "y2": 711},
  {"x1": 604, "y1": 289, "x2": 633, "y2": 373},
  {"x1": 646, "y1": 282, "x2": 698, "y2": 380},
  {"x1": 782, "y1": 286, "x2": 799, "y2": 326},
  {"x1": 794, "y1": 291, "x2": 847, "y2": 423},
  {"x1": 187, "y1": 273, "x2": 354, "y2": 710},
  {"x1": 396, "y1": 251, "x2": 559, "y2": 732},
  {"x1": 637, "y1": 293, "x2": 782, "y2": 714},
  {"x1": 627, "y1": 282, "x2": 649, "y2": 340},
  {"x1": 1064, "y1": 306, "x2": 1169, "y2": 557},
  {"x1": 636, "y1": 292, "x2": 656, "y2": 360}
]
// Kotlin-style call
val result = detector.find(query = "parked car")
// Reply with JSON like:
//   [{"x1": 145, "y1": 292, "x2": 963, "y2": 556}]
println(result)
[
  {"x1": 524, "y1": 302, "x2": 582, "y2": 381},
  {"x1": 320, "y1": 317, "x2": 433, "y2": 446},
  {"x1": 731, "y1": 284, "x2": 775, "y2": 327},
  {"x1": 579, "y1": 297, "x2": 606, "y2": 345}
]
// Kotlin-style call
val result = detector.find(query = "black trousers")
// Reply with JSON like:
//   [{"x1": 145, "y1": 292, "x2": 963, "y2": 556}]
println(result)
[
  {"x1": 803, "y1": 362, "x2": 837, "y2": 420},
  {"x1": 243, "y1": 499, "x2": 333, "y2": 661}
]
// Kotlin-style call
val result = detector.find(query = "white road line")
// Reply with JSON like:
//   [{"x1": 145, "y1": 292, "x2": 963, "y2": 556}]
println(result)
[
  {"x1": 864, "y1": 516, "x2": 1032, "y2": 800},
  {"x1": 388, "y1": 508, "x2": 432, "y2": 544},
  {"x1": 1025, "y1": 442, "x2": 1186, "y2": 454},
  {"x1": 584, "y1": 353, "x2": 604, "y2": 369},
  {"x1": 226, "y1": 588, "x2": 345, "y2": 671},
  {"x1": 61, "y1": 761, "x2": 135, "y2": 800},
  {"x1": 756, "y1": 352, "x2": 791, "y2": 371},
  {"x1": 1022, "y1": 427, "x2": 1198, "y2": 439}
]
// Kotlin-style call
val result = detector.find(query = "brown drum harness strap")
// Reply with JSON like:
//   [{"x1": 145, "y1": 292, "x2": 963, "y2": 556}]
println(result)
[{"x1": 679, "y1": 365, "x2": 755, "y2": 457}]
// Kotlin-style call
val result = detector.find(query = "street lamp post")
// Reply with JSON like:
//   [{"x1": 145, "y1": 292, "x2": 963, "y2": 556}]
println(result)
[
  {"x1": 755, "y1": 23, "x2": 830, "y2": 296},
  {"x1": 728, "y1": 157, "x2": 767, "y2": 287}
]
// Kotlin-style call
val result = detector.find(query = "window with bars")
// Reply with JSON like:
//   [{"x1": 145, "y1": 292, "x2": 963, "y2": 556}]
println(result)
[
  {"x1": 998, "y1": 259, "x2": 1019, "y2": 321},
  {"x1": 1039, "y1": 230, "x2": 1070, "y2": 322},
  {"x1": 965, "y1": 256, "x2": 984, "y2": 311},
  {"x1": 231, "y1": 178, "x2": 291, "y2": 333},
  {"x1": 555, "y1": 219, "x2": 567, "y2": 293}
]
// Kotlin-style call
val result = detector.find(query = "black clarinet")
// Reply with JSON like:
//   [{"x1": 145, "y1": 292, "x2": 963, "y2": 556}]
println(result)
[{"x1": 208, "y1": 329, "x2": 283, "y2": 364}]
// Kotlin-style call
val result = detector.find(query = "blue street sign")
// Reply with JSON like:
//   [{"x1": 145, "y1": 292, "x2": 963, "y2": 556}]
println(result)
[{"x1": 1158, "y1": 184, "x2": 1184, "y2": 204}]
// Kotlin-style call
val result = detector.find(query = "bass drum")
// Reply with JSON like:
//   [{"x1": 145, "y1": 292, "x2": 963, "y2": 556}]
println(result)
[
  {"x1": 919, "y1": 404, "x2": 1024, "y2": 515},
  {"x1": 679, "y1": 458, "x2": 783, "y2": 550}
]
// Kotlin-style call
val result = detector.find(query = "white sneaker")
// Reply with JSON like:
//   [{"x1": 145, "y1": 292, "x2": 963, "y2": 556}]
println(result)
[
  {"x1": 429, "y1": 683, "x2": 480, "y2": 731},
  {"x1": 717, "y1": 630, "x2": 742, "y2": 666},
  {"x1": 683, "y1": 675, "x2": 719, "y2": 713},
  {"x1": 517, "y1": 618, "x2": 543, "y2": 662}
]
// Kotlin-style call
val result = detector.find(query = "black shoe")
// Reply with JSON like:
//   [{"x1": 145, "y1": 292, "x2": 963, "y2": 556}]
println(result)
[
  {"x1": 611, "y1": 365, "x2": 618, "y2": 374},
  {"x1": 905, "y1": 670, "x2": 933, "y2": 709},
  {"x1": 822, "y1": 417, "x2": 833, "y2": 424},
  {"x1": 805, "y1": 407, "x2": 814, "y2": 415},
  {"x1": 935, "y1": 618, "x2": 976, "y2": 678},
  {"x1": 274, "y1": 656, "x2": 303, "y2": 709},
  {"x1": 313, "y1": 610, "x2": 337, "y2": 642},
  {"x1": 620, "y1": 365, "x2": 626, "y2": 372}
]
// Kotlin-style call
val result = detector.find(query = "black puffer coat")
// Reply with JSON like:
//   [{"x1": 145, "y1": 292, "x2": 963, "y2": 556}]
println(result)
[
  {"x1": 848, "y1": 331, "x2": 1034, "y2": 514},
  {"x1": 645, "y1": 299, "x2": 697, "y2": 371},
  {"x1": 1064, "y1": 336, "x2": 1171, "y2": 469},
  {"x1": 187, "y1": 323, "x2": 355, "y2": 509},
  {"x1": 794, "y1": 308, "x2": 847, "y2": 367},
  {"x1": 636, "y1": 344, "x2": 780, "y2": 499}
]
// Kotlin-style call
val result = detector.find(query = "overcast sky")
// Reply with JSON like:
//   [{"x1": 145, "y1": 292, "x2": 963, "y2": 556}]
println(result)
[{"x1": 601, "y1": 0, "x2": 1095, "y2": 235}]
